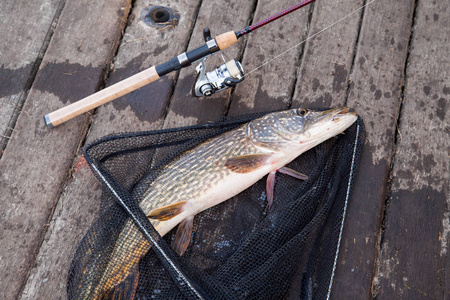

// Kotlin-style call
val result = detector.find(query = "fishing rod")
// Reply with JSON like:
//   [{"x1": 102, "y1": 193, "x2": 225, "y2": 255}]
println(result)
[{"x1": 44, "y1": 0, "x2": 317, "y2": 128}]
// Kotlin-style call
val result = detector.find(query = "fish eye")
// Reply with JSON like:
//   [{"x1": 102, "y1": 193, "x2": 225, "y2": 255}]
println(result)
[{"x1": 297, "y1": 108, "x2": 308, "y2": 116}]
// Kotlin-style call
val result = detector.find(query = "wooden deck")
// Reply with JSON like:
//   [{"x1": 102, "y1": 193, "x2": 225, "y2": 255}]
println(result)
[{"x1": 0, "y1": 0, "x2": 448, "y2": 298}]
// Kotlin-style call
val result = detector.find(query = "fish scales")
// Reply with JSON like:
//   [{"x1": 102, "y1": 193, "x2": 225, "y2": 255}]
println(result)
[
  {"x1": 91, "y1": 125, "x2": 256, "y2": 296},
  {"x1": 72, "y1": 107, "x2": 358, "y2": 299},
  {"x1": 141, "y1": 126, "x2": 253, "y2": 212}
]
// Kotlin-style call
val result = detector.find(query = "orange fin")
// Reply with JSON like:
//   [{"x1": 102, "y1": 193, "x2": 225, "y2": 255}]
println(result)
[
  {"x1": 173, "y1": 217, "x2": 194, "y2": 256},
  {"x1": 225, "y1": 154, "x2": 272, "y2": 173},
  {"x1": 147, "y1": 201, "x2": 187, "y2": 221},
  {"x1": 100, "y1": 262, "x2": 139, "y2": 300}
]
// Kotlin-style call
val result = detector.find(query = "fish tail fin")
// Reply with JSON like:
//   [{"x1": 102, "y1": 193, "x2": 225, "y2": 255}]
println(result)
[{"x1": 100, "y1": 262, "x2": 140, "y2": 300}]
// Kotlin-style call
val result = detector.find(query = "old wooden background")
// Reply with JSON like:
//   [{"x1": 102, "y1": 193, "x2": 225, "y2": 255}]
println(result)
[{"x1": 0, "y1": 0, "x2": 448, "y2": 298}]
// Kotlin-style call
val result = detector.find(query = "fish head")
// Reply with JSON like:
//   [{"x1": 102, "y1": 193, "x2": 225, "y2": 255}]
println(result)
[{"x1": 247, "y1": 107, "x2": 358, "y2": 152}]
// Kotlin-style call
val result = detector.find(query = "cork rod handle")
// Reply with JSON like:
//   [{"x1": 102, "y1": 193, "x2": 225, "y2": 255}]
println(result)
[
  {"x1": 44, "y1": 31, "x2": 238, "y2": 128},
  {"x1": 215, "y1": 31, "x2": 238, "y2": 50},
  {"x1": 44, "y1": 66, "x2": 160, "y2": 128}
]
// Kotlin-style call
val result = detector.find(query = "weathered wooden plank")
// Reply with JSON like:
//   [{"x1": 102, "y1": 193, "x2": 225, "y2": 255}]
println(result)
[
  {"x1": 228, "y1": 0, "x2": 311, "y2": 115},
  {"x1": 291, "y1": 0, "x2": 362, "y2": 109},
  {"x1": 19, "y1": 162, "x2": 102, "y2": 299},
  {"x1": 335, "y1": 0, "x2": 416, "y2": 298},
  {"x1": 0, "y1": 0, "x2": 61, "y2": 151},
  {"x1": 286, "y1": 0, "x2": 364, "y2": 297},
  {"x1": 0, "y1": 0, "x2": 132, "y2": 298},
  {"x1": 21, "y1": 0, "x2": 254, "y2": 297},
  {"x1": 20, "y1": 0, "x2": 203, "y2": 297},
  {"x1": 88, "y1": 0, "x2": 204, "y2": 138},
  {"x1": 373, "y1": 0, "x2": 449, "y2": 298},
  {"x1": 162, "y1": 0, "x2": 255, "y2": 129}
]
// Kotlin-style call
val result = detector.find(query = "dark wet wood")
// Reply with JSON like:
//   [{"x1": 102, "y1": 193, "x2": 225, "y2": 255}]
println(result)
[
  {"x1": 228, "y1": 0, "x2": 312, "y2": 115},
  {"x1": 162, "y1": 0, "x2": 255, "y2": 128},
  {"x1": 332, "y1": 1, "x2": 416, "y2": 298},
  {"x1": 0, "y1": 0, "x2": 61, "y2": 151},
  {"x1": 0, "y1": 0, "x2": 132, "y2": 298},
  {"x1": 291, "y1": 0, "x2": 362, "y2": 109},
  {"x1": 19, "y1": 0, "x2": 201, "y2": 298},
  {"x1": 0, "y1": 0, "x2": 448, "y2": 299},
  {"x1": 87, "y1": 0, "x2": 204, "y2": 138},
  {"x1": 288, "y1": 0, "x2": 364, "y2": 297},
  {"x1": 372, "y1": 0, "x2": 449, "y2": 299}
]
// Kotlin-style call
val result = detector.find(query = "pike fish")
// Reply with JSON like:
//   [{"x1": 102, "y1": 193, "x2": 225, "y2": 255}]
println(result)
[{"x1": 71, "y1": 107, "x2": 357, "y2": 299}]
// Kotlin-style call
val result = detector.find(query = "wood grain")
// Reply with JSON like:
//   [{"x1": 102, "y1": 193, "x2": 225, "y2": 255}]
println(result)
[
  {"x1": 228, "y1": 0, "x2": 311, "y2": 115},
  {"x1": 162, "y1": 0, "x2": 255, "y2": 129},
  {"x1": 373, "y1": 0, "x2": 449, "y2": 298},
  {"x1": 287, "y1": 0, "x2": 364, "y2": 297},
  {"x1": 0, "y1": 0, "x2": 61, "y2": 150},
  {"x1": 337, "y1": 0, "x2": 416, "y2": 298},
  {"x1": 88, "y1": 0, "x2": 203, "y2": 139},
  {"x1": 291, "y1": 0, "x2": 362, "y2": 109},
  {"x1": 20, "y1": 0, "x2": 203, "y2": 298},
  {"x1": 0, "y1": 0, "x2": 447, "y2": 298},
  {"x1": 0, "y1": 0, "x2": 132, "y2": 298}
]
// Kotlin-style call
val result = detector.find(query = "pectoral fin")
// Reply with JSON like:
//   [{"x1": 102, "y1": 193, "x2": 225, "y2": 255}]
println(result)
[
  {"x1": 225, "y1": 154, "x2": 273, "y2": 173},
  {"x1": 265, "y1": 167, "x2": 308, "y2": 210},
  {"x1": 147, "y1": 201, "x2": 187, "y2": 221},
  {"x1": 173, "y1": 217, "x2": 195, "y2": 256},
  {"x1": 266, "y1": 171, "x2": 276, "y2": 209}
]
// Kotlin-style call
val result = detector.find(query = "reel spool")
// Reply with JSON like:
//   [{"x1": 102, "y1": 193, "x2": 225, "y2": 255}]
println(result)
[{"x1": 193, "y1": 58, "x2": 244, "y2": 97}]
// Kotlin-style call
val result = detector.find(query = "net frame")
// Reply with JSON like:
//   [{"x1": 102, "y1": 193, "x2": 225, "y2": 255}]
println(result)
[{"x1": 68, "y1": 112, "x2": 365, "y2": 299}]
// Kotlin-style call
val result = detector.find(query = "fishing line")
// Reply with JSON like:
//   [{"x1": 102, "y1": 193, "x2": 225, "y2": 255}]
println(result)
[
  {"x1": 45, "y1": 0, "x2": 377, "y2": 126},
  {"x1": 244, "y1": 0, "x2": 377, "y2": 77}
]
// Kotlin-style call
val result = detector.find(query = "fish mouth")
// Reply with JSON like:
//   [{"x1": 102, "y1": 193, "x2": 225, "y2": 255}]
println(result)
[
  {"x1": 338, "y1": 107, "x2": 349, "y2": 114},
  {"x1": 315, "y1": 107, "x2": 353, "y2": 122},
  {"x1": 303, "y1": 106, "x2": 358, "y2": 144},
  {"x1": 333, "y1": 106, "x2": 353, "y2": 116},
  {"x1": 336, "y1": 107, "x2": 357, "y2": 116},
  {"x1": 328, "y1": 107, "x2": 358, "y2": 122}
]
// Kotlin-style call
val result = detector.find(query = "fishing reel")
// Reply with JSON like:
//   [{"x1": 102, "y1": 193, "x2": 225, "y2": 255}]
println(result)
[
  {"x1": 193, "y1": 58, "x2": 244, "y2": 97},
  {"x1": 193, "y1": 28, "x2": 245, "y2": 97}
]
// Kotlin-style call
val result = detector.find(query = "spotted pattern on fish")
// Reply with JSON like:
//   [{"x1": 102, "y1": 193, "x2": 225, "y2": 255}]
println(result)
[
  {"x1": 75, "y1": 107, "x2": 358, "y2": 299},
  {"x1": 91, "y1": 125, "x2": 263, "y2": 296}
]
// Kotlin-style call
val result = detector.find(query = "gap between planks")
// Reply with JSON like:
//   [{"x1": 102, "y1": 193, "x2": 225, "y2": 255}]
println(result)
[
  {"x1": 223, "y1": 0, "x2": 258, "y2": 116},
  {"x1": 343, "y1": 0, "x2": 367, "y2": 107},
  {"x1": 156, "y1": 0, "x2": 206, "y2": 130},
  {"x1": 16, "y1": 1, "x2": 135, "y2": 298},
  {"x1": 0, "y1": 0, "x2": 67, "y2": 159},
  {"x1": 370, "y1": 0, "x2": 419, "y2": 296}
]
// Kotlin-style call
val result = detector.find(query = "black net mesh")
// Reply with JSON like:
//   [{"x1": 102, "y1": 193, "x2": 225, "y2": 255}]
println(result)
[{"x1": 67, "y1": 112, "x2": 365, "y2": 300}]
